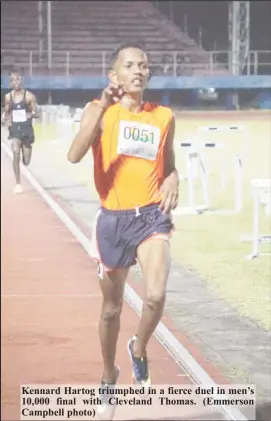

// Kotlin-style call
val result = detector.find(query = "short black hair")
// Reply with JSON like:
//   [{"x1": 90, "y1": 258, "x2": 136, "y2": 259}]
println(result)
[
  {"x1": 109, "y1": 42, "x2": 148, "y2": 69},
  {"x1": 9, "y1": 69, "x2": 22, "y2": 78}
]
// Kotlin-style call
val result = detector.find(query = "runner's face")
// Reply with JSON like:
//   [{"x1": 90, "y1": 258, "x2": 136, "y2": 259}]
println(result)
[
  {"x1": 10, "y1": 74, "x2": 22, "y2": 91},
  {"x1": 113, "y1": 48, "x2": 150, "y2": 94}
]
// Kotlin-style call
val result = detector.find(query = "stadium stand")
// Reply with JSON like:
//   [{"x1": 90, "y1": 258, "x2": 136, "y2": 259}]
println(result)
[
  {"x1": 1, "y1": 1, "x2": 228, "y2": 77},
  {"x1": 1, "y1": 1, "x2": 40, "y2": 74}
]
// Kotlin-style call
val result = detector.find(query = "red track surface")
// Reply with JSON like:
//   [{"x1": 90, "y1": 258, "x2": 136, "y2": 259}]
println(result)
[{"x1": 1, "y1": 154, "x2": 195, "y2": 421}]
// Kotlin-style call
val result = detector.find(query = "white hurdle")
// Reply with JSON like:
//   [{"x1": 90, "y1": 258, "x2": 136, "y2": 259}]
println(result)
[
  {"x1": 198, "y1": 124, "x2": 248, "y2": 192},
  {"x1": 40, "y1": 105, "x2": 58, "y2": 137},
  {"x1": 173, "y1": 141, "x2": 209, "y2": 215},
  {"x1": 173, "y1": 143, "x2": 243, "y2": 215},
  {"x1": 241, "y1": 178, "x2": 271, "y2": 260},
  {"x1": 173, "y1": 124, "x2": 248, "y2": 216}
]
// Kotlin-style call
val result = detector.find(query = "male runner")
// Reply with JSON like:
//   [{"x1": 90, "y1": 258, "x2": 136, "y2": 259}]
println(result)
[
  {"x1": 68, "y1": 42, "x2": 179, "y2": 413},
  {"x1": 2, "y1": 71, "x2": 39, "y2": 193}
]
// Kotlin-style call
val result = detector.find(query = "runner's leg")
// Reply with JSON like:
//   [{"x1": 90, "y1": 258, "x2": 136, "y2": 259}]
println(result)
[
  {"x1": 99, "y1": 267, "x2": 129, "y2": 382},
  {"x1": 22, "y1": 143, "x2": 32, "y2": 166},
  {"x1": 134, "y1": 237, "x2": 171, "y2": 356},
  {"x1": 11, "y1": 138, "x2": 22, "y2": 186},
  {"x1": 127, "y1": 236, "x2": 171, "y2": 385}
]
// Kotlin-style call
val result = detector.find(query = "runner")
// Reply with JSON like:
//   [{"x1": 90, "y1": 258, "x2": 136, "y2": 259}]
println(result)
[
  {"x1": 2, "y1": 71, "x2": 39, "y2": 193},
  {"x1": 68, "y1": 42, "x2": 179, "y2": 415}
]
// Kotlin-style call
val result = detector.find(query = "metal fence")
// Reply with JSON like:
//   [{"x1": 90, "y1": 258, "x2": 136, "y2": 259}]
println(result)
[{"x1": 1, "y1": 50, "x2": 271, "y2": 77}]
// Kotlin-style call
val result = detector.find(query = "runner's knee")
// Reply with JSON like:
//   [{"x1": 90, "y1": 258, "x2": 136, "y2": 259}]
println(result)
[
  {"x1": 138, "y1": 238, "x2": 170, "y2": 310},
  {"x1": 22, "y1": 155, "x2": 31, "y2": 166},
  {"x1": 101, "y1": 302, "x2": 123, "y2": 324},
  {"x1": 145, "y1": 291, "x2": 165, "y2": 311},
  {"x1": 22, "y1": 145, "x2": 32, "y2": 166},
  {"x1": 145, "y1": 275, "x2": 167, "y2": 310},
  {"x1": 13, "y1": 151, "x2": 20, "y2": 163},
  {"x1": 99, "y1": 268, "x2": 127, "y2": 322},
  {"x1": 11, "y1": 139, "x2": 21, "y2": 155}
]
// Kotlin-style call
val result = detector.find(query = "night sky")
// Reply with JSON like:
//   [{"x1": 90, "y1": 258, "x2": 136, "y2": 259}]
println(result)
[{"x1": 156, "y1": 1, "x2": 271, "y2": 51}]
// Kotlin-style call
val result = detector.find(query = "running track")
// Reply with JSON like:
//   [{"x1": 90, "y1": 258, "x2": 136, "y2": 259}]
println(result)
[
  {"x1": 1, "y1": 153, "x2": 192, "y2": 419},
  {"x1": 1, "y1": 152, "x2": 230, "y2": 421}
]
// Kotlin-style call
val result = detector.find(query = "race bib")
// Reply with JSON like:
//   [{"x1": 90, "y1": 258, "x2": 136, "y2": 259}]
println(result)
[
  {"x1": 12, "y1": 109, "x2": 27, "y2": 123},
  {"x1": 117, "y1": 120, "x2": 161, "y2": 161}
]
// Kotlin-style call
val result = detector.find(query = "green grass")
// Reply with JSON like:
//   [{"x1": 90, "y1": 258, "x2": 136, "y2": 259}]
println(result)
[{"x1": 33, "y1": 112, "x2": 271, "y2": 330}]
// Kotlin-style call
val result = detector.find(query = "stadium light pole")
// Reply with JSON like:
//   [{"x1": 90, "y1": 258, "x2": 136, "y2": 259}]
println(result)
[
  {"x1": 169, "y1": 1, "x2": 173, "y2": 22},
  {"x1": 47, "y1": 1, "x2": 52, "y2": 104},
  {"x1": 229, "y1": 1, "x2": 250, "y2": 75},
  {"x1": 47, "y1": 1, "x2": 52, "y2": 71},
  {"x1": 38, "y1": 1, "x2": 43, "y2": 61},
  {"x1": 228, "y1": 1, "x2": 250, "y2": 108},
  {"x1": 183, "y1": 14, "x2": 188, "y2": 34}
]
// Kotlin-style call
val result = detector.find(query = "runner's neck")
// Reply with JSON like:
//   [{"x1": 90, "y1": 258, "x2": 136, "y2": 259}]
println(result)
[
  {"x1": 119, "y1": 93, "x2": 143, "y2": 114},
  {"x1": 11, "y1": 89, "x2": 25, "y2": 99}
]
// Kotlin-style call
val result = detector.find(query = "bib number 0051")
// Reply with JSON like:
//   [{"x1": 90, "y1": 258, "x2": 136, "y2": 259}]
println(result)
[
  {"x1": 117, "y1": 120, "x2": 161, "y2": 161},
  {"x1": 123, "y1": 126, "x2": 154, "y2": 144}
]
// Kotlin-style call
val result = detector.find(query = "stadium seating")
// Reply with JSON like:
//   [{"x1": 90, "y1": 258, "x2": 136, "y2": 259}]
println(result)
[{"x1": 1, "y1": 0, "x2": 227, "y2": 77}]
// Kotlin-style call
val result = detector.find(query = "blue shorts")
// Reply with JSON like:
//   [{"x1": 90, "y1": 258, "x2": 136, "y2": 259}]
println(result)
[{"x1": 90, "y1": 203, "x2": 174, "y2": 271}]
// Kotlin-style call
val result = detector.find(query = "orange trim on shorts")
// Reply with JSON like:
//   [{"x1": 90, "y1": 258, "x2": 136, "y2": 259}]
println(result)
[{"x1": 139, "y1": 231, "x2": 173, "y2": 248}]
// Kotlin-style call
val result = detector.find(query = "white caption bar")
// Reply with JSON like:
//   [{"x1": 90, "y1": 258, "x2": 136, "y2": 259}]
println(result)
[{"x1": 20, "y1": 384, "x2": 256, "y2": 420}]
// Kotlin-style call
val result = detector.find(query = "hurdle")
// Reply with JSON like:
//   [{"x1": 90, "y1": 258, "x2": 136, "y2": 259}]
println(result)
[
  {"x1": 173, "y1": 139, "x2": 243, "y2": 216},
  {"x1": 173, "y1": 141, "x2": 209, "y2": 215},
  {"x1": 197, "y1": 124, "x2": 248, "y2": 196},
  {"x1": 40, "y1": 105, "x2": 58, "y2": 137},
  {"x1": 241, "y1": 178, "x2": 271, "y2": 260},
  {"x1": 197, "y1": 124, "x2": 250, "y2": 147}
]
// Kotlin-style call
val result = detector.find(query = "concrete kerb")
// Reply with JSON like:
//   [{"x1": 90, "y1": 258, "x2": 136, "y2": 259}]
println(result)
[{"x1": 1, "y1": 141, "x2": 248, "y2": 421}]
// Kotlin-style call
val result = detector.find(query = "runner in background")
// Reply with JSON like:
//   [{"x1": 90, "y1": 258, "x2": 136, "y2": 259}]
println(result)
[
  {"x1": 2, "y1": 71, "x2": 39, "y2": 193},
  {"x1": 68, "y1": 42, "x2": 179, "y2": 417}
]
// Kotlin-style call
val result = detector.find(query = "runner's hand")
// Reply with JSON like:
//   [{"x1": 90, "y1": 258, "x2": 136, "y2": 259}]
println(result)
[
  {"x1": 1, "y1": 113, "x2": 6, "y2": 126},
  {"x1": 1, "y1": 117, "x2": 10, "y2": 127},
  {"x1": 159, "y1": 171, "x2": 179, "y2": 214},
  {"x1": 100, "y1": 83, "x2": 124, "y2": 109},
  {"x1": 26, "y1": 112, "x2": 33, "y2": 120}
]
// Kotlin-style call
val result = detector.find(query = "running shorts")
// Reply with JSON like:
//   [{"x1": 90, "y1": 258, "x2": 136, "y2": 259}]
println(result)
[
  {"x1": 9, "y1": 123, "x2": 35, "y2": 147},
  {"x1": 90, "y1": 203, "x2": 174, "y2": 271}
]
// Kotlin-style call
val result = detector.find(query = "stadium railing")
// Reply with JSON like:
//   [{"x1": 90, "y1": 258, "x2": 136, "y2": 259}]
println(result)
[{"x1": 1, "y1": 50, "x2": 271, "y2": 77}]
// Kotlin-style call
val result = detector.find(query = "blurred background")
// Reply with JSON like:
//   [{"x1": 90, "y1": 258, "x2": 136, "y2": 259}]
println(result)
[{"x1": 1, "y1": 0, "x2": 271, "y2": 108}]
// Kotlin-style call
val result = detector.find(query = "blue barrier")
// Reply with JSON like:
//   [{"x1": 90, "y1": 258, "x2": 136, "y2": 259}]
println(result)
[
  {"x1": 1, "y1": 75, "x2": 271, "y2": 90},
  {"x1": 252, "y1": 92, "x2": 271, "y2": 109}
]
